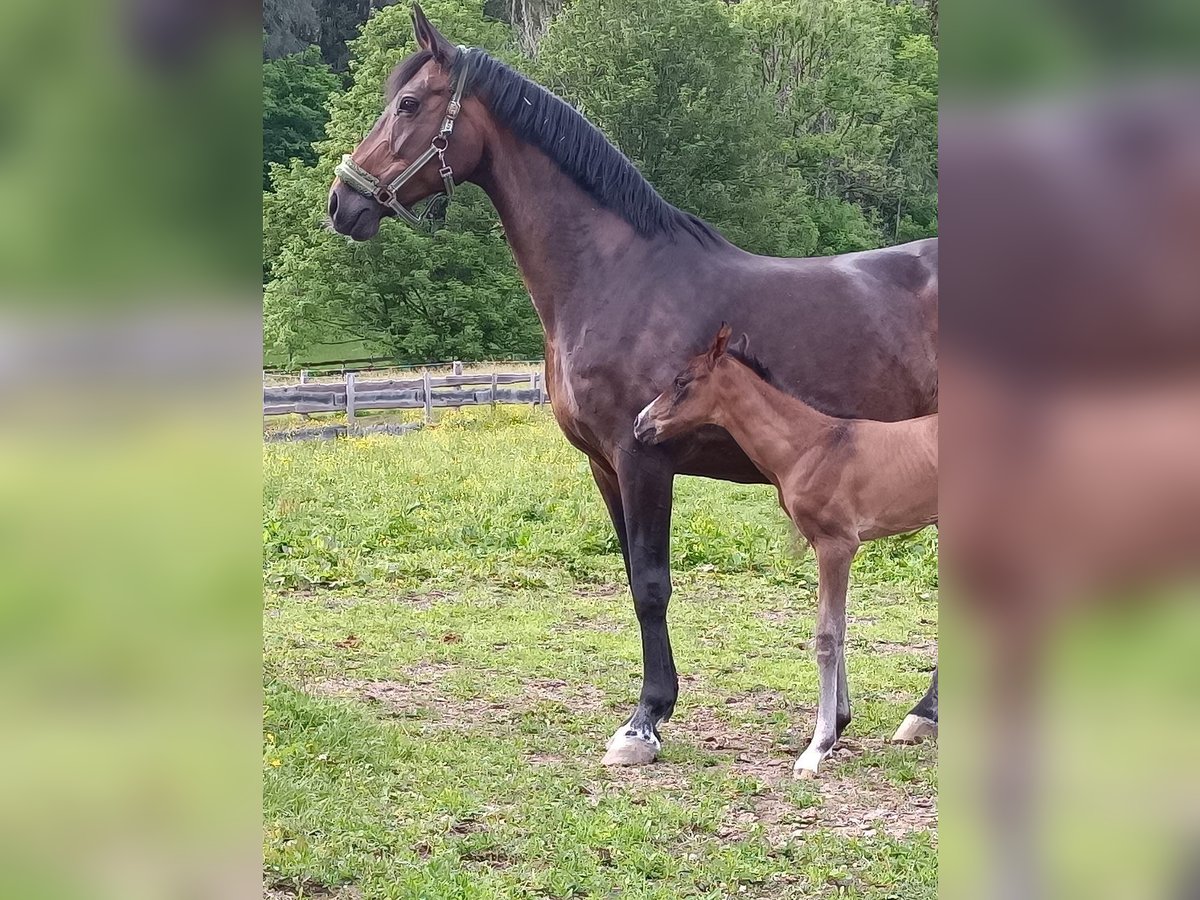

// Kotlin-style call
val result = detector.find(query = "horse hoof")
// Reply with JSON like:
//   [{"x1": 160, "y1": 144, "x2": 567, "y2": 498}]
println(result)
[
  {"x1": 890, "y1": 714, "x2": 938, "y2": 744},
  {"x1": 794, "y1": 765, "x2": 818, "y2": 780},
  {"x1": 602, "y1": 728, "x2": 660, "y2": 766}
]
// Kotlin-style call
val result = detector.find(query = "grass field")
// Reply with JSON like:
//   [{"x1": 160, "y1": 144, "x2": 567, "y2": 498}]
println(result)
[{"x1": 263, "y1": 407, "x2": 938, "y2": 899}]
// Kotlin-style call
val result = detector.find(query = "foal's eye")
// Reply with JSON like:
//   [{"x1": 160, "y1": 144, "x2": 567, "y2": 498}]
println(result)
[
  {"x1": 673, "y1": 376, "x2": 688, "y2": 391},
  {"x1": 397, "y1": 97, "x2": 420, "y2": 114}
]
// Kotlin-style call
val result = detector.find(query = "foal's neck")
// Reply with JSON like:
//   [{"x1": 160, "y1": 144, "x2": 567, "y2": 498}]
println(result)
[{"x1": 711, "y1": 361, "x2": 839, "y2": 482}]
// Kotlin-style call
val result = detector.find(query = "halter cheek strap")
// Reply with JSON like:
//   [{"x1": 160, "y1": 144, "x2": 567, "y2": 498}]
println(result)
[{"x1": 335, "y1": 46, "x2": 473, "y2": 228}]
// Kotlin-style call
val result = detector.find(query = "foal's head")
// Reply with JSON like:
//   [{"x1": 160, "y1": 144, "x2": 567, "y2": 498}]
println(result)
[{"x1": 634, "y1": 324, "x2": 751, "y2": 444}]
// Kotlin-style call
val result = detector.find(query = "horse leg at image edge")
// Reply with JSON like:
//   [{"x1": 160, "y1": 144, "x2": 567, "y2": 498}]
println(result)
[
  {"x1": 892, "y1": 666, "x2": 939, "y2": 743},
  {"x1": 602, "y1": 456, "x2": 678, "y2": 766}
]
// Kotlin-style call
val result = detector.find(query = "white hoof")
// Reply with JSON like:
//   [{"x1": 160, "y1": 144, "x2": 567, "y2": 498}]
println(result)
[
  {"x1": 793, "y1": 747, "x2": 825, "y2": 779},
  {"x1": 890, "y1": 714, "x2": 938, "y2": 744},
  {"x1": 602, "y1": 725, "x2": 661, "y2": 767}
]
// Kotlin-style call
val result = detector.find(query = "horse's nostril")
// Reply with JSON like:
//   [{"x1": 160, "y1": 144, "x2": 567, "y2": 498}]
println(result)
[{"x1": 328, "y1": 191, "x2": 339, "y2": 218}]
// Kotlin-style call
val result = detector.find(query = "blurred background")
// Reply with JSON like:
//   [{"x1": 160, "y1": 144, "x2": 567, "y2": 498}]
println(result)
[
  {"x1": 0, "y1": 0, "x2": 261, "y2": 897},
  {"x1": 942, "y1": 0, "x2": 1200, "y2": 897}
]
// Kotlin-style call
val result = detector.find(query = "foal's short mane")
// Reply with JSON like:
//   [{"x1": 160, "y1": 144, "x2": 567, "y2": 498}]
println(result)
[
  {"x1": 726, "y1": 347, "x2": 777, "y2": 388},
  {"x1": 387, "y1": 49, "x2": 726, "y2": 245}
]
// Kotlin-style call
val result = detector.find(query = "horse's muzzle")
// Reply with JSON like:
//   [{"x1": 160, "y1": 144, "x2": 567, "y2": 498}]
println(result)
[{"x1": 633, "y1": 407, "x2": 659, "y2": 444}]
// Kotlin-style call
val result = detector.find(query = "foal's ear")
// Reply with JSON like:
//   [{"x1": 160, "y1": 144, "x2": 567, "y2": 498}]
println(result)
[
  {"x1": 728, "y1": 333, "x2": 750, "y2": 357},
  {"x1": 708, "y1": 322, "x2": 733, "y2": 367},
  {"x1": 411, "y1": 3, "x2": 459, "y2": 68}
]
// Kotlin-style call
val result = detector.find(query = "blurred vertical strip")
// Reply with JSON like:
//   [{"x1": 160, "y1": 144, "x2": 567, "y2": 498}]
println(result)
[
  {"x1": 941, "y1": 0, "x2": 1200, "y2": 898},
  {"x1": 0, "y1": 0, "x2": 262, "y2": 897}
]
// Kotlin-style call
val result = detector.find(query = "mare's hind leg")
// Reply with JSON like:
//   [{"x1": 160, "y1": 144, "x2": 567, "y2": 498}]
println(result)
[
  {"x1": 892, "y1": 667, "x2": 939, "y2": 743},
  {"x1": 796, "y1": 538, "x2": 857, "y2": 779},
  {"x1": 602, "y1": 452, "x2": 678, "y2": 766}
]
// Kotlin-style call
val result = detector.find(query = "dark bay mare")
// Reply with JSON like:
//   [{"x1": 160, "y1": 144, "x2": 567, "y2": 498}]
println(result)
[{"x1": 327, "y1": 5, "x2": 939, "y2": 766}]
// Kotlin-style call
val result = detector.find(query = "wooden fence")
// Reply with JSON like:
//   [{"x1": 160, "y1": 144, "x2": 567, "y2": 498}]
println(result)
[{"x1": 263, "y1": 363, "x2": 548, "y2": 424}]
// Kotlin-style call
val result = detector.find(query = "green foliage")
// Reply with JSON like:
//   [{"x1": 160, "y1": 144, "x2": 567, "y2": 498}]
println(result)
[
  {"x1": 263, "y1": 46, "x2": 341, "y2": 190},
  {"x1": 533, "y1": 0, "x2": 820, "y2": 255},
  {"x1": 735, "y1": 0, "x2": 939, "y2": 244}
]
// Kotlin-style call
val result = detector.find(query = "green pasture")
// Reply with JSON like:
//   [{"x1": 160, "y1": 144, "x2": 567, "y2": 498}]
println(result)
[{"x1": 264, "y1": 407, "x2": 938, "y2": 899}]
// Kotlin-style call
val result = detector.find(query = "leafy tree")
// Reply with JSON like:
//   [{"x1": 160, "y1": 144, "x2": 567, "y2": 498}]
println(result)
[
  {"x1": 735, "y1": 0, "x2": 938, "y2": 243},
  {"x1": 263, "y1": 0, "x2": 320, "y2": 59},
  {"x1": 314, "y1": 0, "x2": 383, "y2": 72},
  {"x1": 262, "y1": 46, "x2": 341, "y2": 190},
  {"x1": 533, "y1": 0, "x2": 832, "y2": 256}
]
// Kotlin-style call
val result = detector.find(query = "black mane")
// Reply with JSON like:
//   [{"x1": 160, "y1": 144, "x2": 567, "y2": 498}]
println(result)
[
  {"x1": 388, "y1": 49, "x2": 725, "y2": 245},
  {"x1": 727, "y1": 347, "x2": 777, "y2": 387}
]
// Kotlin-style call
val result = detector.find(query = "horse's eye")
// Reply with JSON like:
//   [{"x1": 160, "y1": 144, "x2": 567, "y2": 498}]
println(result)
[
  {"x1": 397, "y1": 97, "x2": 420, "y2": 114},
  {"x1": 673, "y1": 377, "x2": 688, "y2": 391}
]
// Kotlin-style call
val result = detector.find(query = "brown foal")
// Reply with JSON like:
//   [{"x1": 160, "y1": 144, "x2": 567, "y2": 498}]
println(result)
[{"x1": 635, "y1": 324, "x2": 938, "y2": 778}]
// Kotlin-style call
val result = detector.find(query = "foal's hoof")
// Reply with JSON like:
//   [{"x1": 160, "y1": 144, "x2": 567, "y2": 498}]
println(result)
[
  {"x1": 602, "y1": 727, "x2": 660, "y2": 767},
  {"x1": 890, "y1": 714, "x2": 938, "y2": 744},
  {"x1": 794, "y1": 766, "x2": 818, "y2": 781}
]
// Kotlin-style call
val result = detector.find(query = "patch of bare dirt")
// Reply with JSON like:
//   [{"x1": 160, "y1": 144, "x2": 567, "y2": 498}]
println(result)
[
  {"x1": 523, "y1": 677, "x2": 608, "y2": 709},
  {"x1": 264, "y1": 878, "x2": 361, "y2": 899},
  {"x1": 549, "y1": 614, "x2": 626, "y2": 634},
  {"x1": 702, "y1": 732, "x2": 937, "y2": 844},
  {"x1": 570, "y1": 583, "x2": 623, "y2": 598},
  {"x1": 598, "y1": 690, "x2": 936, "y2": 843},
  {"x1": 757, "y1": 607, "x2": 813, "y2": 632},
  {"x1": 869, "y1": 637, "x2": 938, "y2": 657},
  {"x1": 395, "y1": 590, "x2": 456, "y2": 610},
  {"x1": 306, "y1": 673, "x2": 936, "y2": 844},
  {"x1": 307, "y1": 665, "x2": 611, "y2": 732}
]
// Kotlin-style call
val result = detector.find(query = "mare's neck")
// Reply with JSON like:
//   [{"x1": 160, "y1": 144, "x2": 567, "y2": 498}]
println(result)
[
  {"x1": 711, "y1": 361, "x2": 839, "y2": 483},
  {"x1": 470, "y1": 126, "x2": 657, "y2": 334}
]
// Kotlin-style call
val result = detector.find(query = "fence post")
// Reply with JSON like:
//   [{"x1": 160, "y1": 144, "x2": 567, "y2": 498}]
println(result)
[
  {"x1": 529, "y1": 372, "x2": 538, "y2": 408},
  {"x1": 345, "y1": 372, "x2": 356, "y2": 427},
  {"x1": 452, "y1": 361, "x2": 463, "y2": 376},
  {"x1": 490, "y1": 373, "x2": 498, "y2": 408},
  {"x1": 423, "y1": 369, "x2": 433, "y2": 423},
  {"x1": 539, "y1": 365, "x2": 547, "y2": 406},
  {"x1": 299, "y1": 369, "x2": 309, "y2": 385}
]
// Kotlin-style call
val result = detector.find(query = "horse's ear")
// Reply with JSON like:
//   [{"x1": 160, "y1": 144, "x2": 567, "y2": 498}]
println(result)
[
  {"x1": 708, "y1": 323, "x2": 732, "y2": 366},
  {"x1": 729, "y1": 332, "x2": 750, "y2": 357},
  {"x1": 411, "y1": 3, "x2": 459, "y2": 68}
]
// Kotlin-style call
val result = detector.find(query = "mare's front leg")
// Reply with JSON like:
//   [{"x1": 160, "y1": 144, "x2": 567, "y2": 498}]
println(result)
[
  {"x1": 602, "y1": 451, "x2": 677, "y2": 766},
  {"x1": 893, "y1": 666, "x2": 938, "y2": 743},
  {"x1": 795, "y1": 537, "x2": 858, "y2": 779}
]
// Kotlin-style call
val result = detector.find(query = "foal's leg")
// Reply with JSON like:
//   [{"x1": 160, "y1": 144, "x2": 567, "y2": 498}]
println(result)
[
  {"x1": 795, "y1": 538, "x2": 857, "y2": 779},
  {"x1": 892, "y1": 666, "x2": 939, "y2": 743},
  {"x1": 602, "y1": 452, "x2": 678, "y2": 766}
]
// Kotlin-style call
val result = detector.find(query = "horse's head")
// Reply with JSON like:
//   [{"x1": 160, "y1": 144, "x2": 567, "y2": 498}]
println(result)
[
  {"x1": 327, "y1": 4, "x2": 488, "y2": 239},
  {"x1": 635, "y1": 324, "x2": 750, "y2": 444}
]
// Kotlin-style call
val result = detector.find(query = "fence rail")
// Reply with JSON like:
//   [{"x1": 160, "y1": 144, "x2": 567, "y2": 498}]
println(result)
[{"x1": 263, "y1": 363, "x2": 549, "y2": 423}]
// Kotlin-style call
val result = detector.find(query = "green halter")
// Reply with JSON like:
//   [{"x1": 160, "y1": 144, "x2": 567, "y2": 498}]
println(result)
[{"x1": 335, "y1": 47, "x2": 473, "y2": 228}]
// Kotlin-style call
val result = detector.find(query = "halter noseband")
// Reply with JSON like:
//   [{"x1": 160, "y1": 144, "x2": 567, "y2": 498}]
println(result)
[{"x1": 335, "y1": 47, "x2": 473, "y2": 228}]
